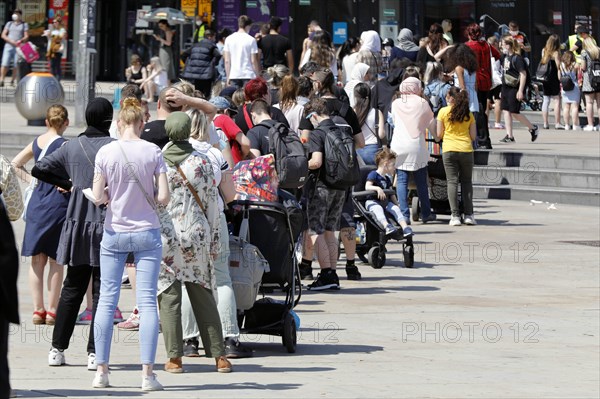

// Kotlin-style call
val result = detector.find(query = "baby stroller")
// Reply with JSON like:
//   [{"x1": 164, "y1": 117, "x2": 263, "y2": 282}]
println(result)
[
  {"x1": 352, "y1": 166, "x2": 415, "y2": 269},
  {"x1": 411, "y1": 138, "x2": 463, "y2": 220},
  {"x1": 227, "y1": 190, "x2": 303, "y2": 353}
]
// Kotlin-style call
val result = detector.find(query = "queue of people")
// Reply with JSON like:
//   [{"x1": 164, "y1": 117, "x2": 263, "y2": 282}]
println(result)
[{"x1": 2, "y1": 13, "x2": 600, "y2": 396}]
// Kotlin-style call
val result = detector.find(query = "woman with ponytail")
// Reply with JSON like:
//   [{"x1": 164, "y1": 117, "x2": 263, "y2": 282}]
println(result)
[
  {"x1": 436, "y1": 87, "x2": 476, "y2": 226},
  {"x1": 91, "y1": 97, "x2": 170, "y2": 391},
  {"x1": 353, "y1": 82, "x2": 383, "y2": 165}
]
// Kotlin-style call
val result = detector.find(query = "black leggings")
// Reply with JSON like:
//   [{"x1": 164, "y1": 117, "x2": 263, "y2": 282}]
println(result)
[{"x1": 52, "y1": 265, "x2": 100, "y2": 354}]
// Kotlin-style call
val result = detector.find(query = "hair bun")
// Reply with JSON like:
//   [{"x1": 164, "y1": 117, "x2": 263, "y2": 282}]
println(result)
[{"x1": 122, "y1": 97, "x2": 140, "y2": 108}]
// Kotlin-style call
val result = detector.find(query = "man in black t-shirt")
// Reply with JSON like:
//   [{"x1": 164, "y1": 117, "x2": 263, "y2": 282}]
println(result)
[
  {"x1": 258, "y1": 16, "x2": 294, "y2": 72},
  {"x1": 247, "y1": 99, "x2": 274, "y2": 157}
]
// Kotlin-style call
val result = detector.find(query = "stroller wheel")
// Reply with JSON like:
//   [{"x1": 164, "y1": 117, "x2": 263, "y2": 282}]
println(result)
[
  {"x1": 403, "y1": 244, "x2": 415, "y2": 268},
  {"x1": 368, "y1": 246, "x2": 386, "y2": 269},
  {"x1": 411, "y1": 197, "x2": 420, "y2": 222},
  {"x1": 282, "y1": 311, "x2": 297, "y2": 353}
]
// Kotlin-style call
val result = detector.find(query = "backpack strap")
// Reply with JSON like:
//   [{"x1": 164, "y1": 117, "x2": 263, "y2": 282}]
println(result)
[{"x1": 242, "y1": 104, "x2": 253, "y2": 130}]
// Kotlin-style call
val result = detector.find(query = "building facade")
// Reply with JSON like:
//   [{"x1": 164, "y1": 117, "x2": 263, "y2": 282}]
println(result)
[{"x1": 0, "y1": 0, "x2": 598, "y2": 81}]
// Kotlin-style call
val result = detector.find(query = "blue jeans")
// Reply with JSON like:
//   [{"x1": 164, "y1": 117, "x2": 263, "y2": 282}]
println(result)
[
  {"x1": 94, "y1": 228, "x2": 162, "y2": 366},
  {"x1": 1, "y1": 46, "x2": 16, "y2": 68},
  {"x1": 396, "y1": 167, "x2": 432, "y2": 221},
  {"x1": 357, "y1": 144, "x2": 380, "y2": 166}
]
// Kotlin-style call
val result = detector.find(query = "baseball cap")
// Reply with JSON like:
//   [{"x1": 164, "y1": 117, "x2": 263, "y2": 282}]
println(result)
[
  {"x1": 209, "y1": 96, "x2": 231, "y2": 110},
  {"x1": 576, "y1": 25, "x2": 590, "y2": 34}
]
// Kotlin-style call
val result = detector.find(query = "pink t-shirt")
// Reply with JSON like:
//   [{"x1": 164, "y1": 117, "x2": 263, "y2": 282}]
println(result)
[{"x1": 95, "y1": 139, "x2": 167, "y2": 232}]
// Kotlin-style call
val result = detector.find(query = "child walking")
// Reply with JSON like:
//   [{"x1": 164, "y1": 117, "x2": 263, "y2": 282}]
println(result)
[{"x1": 364, "y1": 148, "x2": 414, "y2": 237}]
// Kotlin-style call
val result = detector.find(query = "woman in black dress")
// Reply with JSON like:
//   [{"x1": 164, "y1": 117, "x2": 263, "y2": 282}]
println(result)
[{"x1": 539, "y1": 34, "x2": 563, "y2": 129}]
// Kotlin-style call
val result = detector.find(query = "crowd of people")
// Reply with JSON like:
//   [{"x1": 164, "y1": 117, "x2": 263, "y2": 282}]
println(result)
[{"x1": 1, "y1": 11, "x2": 599, "y2": 396}]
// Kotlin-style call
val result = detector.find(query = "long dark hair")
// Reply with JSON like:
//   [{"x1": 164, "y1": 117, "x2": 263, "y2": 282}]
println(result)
[
  {"x1": 428, "y1": 23, "x2": 445, "y2": 54},
  {"x1": 444, "y1": 44, "x2": 478, "y2": 74},
  {"x1": 447, "y1": 87, "x2": 471, "y2": 123},
  {"x1": 353, "y1": 83, "x2": 371, "y2": 127},
  {"x1": 338, "y1": 37, "x2": 360, "y2": 63},
  {"x1": 310, "y1": 30, "x2": 335, "y2": 68}
]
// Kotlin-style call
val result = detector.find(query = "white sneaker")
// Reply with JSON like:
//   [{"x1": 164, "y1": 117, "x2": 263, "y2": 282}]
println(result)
[
  {"x1": 48, "y1": 347, "x2": 65, "y2": 366},
  {"x1": 142, "y1": 373, "x2": 164, "y2": 391},
  {"x1": 554, "y1": 123, "x2": 565, "y2": 130},
  {"x1": 449, "y1": 216, "x2": 462, "y2": 226},
  {"x1": 572, "y1": 125, "x2": 582, "y2": 131},
  {"x1": 583, "y1": 125, "x2": 595, "y2": 131},
  {"x1": 92, "y1": 371, "x2": 110, "y2": 388},
  {"x1": 463, "y1": 215, "x2": 477, "y2": 225},
  {"x1": 87, "y1": 353, "x2": 97, "y2": 371},
  {"x1": 594, "y1": 125, "x2": 600, "y2": 131},
  {"x1": 564, "y1": 124, "x2": 571, "y2": 131}
]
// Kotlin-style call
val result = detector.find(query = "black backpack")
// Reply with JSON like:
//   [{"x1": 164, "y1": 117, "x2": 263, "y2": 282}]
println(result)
[
  {"x1": 589, "y1": 58, "x2": 600, "y2": 89},
  {"x1": 320, "y1": 122, "x2": 360, "y2": 190},
  {"x1": 534, "y1": 61, "x2": 551, "y2": 82},
  {"x1": 260, "y1": 121, "x2": 308, "y2": 189}
]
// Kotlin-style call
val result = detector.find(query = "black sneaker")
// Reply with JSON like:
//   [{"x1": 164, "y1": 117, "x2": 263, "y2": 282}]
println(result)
[
  {"x1": 225, "y1": 337, "x2": 253, "y2": 359},
  {"x1": 529, "y1": 124, "x2": 539, "y2": 142},
  {"x1": 499, "y1": 135, "x2": 515, "y2": 143},
  {"x1": 299, "y1": 264, "x2": 314, "y2": 280},
  {"x1": 346, "y1": 265, "x2": 362, "y2": 280},
  {"x1": 183, "y1": 338, "x2": 200, "y2": 357},
  {"x1": 307, "y1": 270, "x2": 340, "y2": 291}
]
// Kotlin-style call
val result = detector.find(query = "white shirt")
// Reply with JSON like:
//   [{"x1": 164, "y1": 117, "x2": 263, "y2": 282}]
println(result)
[
  {"x1": 223, "y1": 30, "x2": 258, "y2": 80},
  {"x1": 361, "y1": 108, "x2": 379, "y2": 146},
  {"x1": 274, "y1": 102, "x2": 305, "y2": 136}
]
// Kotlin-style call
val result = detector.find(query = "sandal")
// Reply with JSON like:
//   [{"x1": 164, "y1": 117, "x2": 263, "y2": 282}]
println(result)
[
  {"x1": 46, "y1": 311, "x2": 57, "y2": 326},
  {"x1": 215, "y1": 356, "x2": 232, "y2": 373},
  {"x1": 32, "y1": 310, "x2": 46, "y2": 325}
]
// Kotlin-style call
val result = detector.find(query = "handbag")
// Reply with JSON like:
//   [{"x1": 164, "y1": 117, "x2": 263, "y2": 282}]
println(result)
[
  {"x1": 503, "y1": 55, "x2": 521, "y2": 88},
  {"x1": 22, "y1": 136, "x2": 61, "y2": 221},
  {"x1": 228, "y1": 209, "x2": 270, "y2": 310},
  {"x1": 0, "y1": 155, "x2": 24, "y2": 221},
  {"x1": 16, "y1": 42, "x2": 40, "y2": 64},
  {"x1": 560, "y1": 65, "x2": 575, "y2": 91}
]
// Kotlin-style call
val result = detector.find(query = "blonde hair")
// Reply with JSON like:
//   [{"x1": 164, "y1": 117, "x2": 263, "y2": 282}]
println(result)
[
  {"x1": 266, "y1": 64, "x2": 289, "y2": 87},
  {"x1": 582, "y1": 36, "x2": 600, "y2": 60},
  {"x1": 172, "y1": 79, "x2": 195, "y2": 96},
  {"x1": 424, "y1": 61, "x2": 443, "y2": 85},
  {"x1": 119, "y1": 97, "x2": 144, "y2": 125},
  {"x1": 231, "y1": 88, "x2": 246, "y2": 107},
  {"x1": 46, "y1": 104, "x2": 68, "y2": 130},
  {"x1": 186, "y1": 108, "x2": 210, "y2": 142},
  {"x1": 502, "y1": 35, "x2": 521, "y2": 55},
  {"x1": 150, "y1": 56, "x2": 163, "y2": 70}
]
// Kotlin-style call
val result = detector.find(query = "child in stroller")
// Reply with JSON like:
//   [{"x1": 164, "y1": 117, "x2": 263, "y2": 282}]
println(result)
[{"x1": 364, "y1": 148, "x2": 414, "y2": 238}]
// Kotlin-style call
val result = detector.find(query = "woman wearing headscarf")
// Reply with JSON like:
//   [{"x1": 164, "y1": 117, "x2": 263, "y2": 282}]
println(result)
[
  {"x1": 390, "y1": 28, "x2": 420, "y2": 63},
  {"x1": 157, "y1": 112, "x2": 233, "y2": 374},
  {"x1": 344, "y1": 62, "x2": 372, "y2": 106},
  {"x1": 356, "y1": 30, "x2": 383, "y2": 85},
  {"x1": 181, "y1": 108, "x2": 252, "y2": 358},
  {"x1": 390, "y1": 77, "x2": 436, "y2": 224},
  {"x1": 31, "y1": 98, "x2": 114, "y2": 371}
]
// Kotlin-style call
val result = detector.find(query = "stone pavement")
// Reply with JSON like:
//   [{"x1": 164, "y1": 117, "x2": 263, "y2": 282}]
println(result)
[{"x1": 6, "y1": 197, "x2": 600, "y2": 398}]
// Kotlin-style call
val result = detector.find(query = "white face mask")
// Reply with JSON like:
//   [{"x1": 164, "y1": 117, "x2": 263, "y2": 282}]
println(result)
[
  {"x1": 196, "y1": 20, "x2": 202, "y2": 26},
  {"x1": 12, "y1": 14, "x2": 19, "y2": 21}
]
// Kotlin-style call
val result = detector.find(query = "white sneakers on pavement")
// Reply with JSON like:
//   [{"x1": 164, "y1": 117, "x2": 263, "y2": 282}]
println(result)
[{"x1": 48, "y1": 348, "x2": 65, "y2": 366}]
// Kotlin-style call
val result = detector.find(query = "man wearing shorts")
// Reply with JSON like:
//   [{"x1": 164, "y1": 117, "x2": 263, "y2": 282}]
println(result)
[
  {"x1": 1, "y1": 9, "x2": 28, "y2": 87},
  {"x1": 304, "y1": 98, "x2": 346, "y2": 290}
]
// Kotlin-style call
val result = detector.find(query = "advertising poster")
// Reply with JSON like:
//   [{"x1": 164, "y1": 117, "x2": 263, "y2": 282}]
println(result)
[
  {"x1": 217, "y1": 0, "x2": 241, "y2": 32},
  {"x1": 17, "y1": 0, "x2": 46, "y2": 38}
]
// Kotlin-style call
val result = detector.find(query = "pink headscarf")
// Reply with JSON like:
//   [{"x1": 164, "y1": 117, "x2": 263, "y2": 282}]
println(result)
[{"x1": 393, "y1": 77, "x2": 434, "y2": 139}]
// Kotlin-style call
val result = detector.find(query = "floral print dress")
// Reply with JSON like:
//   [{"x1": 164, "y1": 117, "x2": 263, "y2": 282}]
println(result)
[{"x1": 157, "y1": 152, "x2": 221, "y2": 296}]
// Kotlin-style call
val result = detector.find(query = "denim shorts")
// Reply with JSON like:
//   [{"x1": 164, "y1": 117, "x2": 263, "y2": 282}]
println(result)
[{"x1": 1, "y1": 46, "x2": 17, "y2": 68}]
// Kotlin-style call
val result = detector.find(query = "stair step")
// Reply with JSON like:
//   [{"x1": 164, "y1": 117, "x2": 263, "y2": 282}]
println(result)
[
  {"x1": 474, "y1": 150, "x2": 600, "y2": 171},
  {"x1": 473, "y1": 184, "x2": 600, "y2": 207},
  {"x1": 473, "y1": 166, "x2": 600, "y2": 190}
]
